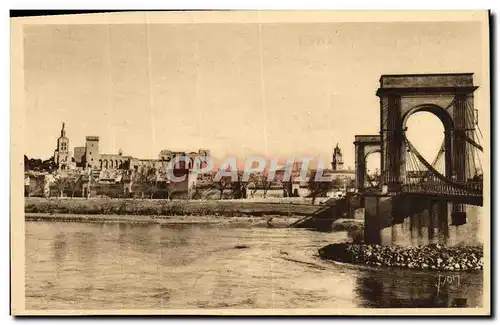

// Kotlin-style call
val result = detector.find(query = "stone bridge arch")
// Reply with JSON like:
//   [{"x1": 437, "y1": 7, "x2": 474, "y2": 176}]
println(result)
[
  {"x1": 354, "y1": 135, "x2": 381, "y2": 192},
  {"x1": 376, "y1": 73, "x2": 478, "y2": 191}
]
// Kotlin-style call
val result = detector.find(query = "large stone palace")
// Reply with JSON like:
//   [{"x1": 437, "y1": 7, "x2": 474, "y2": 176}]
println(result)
[{"x1": 53, "y1": 122, "x2": 210, "y2": 175}]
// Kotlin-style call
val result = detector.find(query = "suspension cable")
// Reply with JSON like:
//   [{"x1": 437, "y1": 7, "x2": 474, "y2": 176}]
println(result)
[{"x1": 404, "y1": 134, "x2": 481, "y2": 192}]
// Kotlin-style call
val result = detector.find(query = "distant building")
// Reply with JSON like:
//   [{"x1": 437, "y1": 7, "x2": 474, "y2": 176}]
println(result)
[
  {"x1": 328, "y1": 170, "x2": 356, "y2": 181},
  {"x1": 53, "y1": 122, "x2": 72, "y2": 170},
  {"x1": 35, "y1": 123, "x2": 217, "y2": 198},
  {"x1": 158, "y1": 149, "x2": 211, "y2": 170},
  {"x1": 83, "y1": 136, "x2": 100, "y2": 168},
  {"x1": 322, "y1": 143, "x2": 355, "y2": 191},
  {"x1": 331, "y1": 143, "x2": 344, "y2": 171},
  {"x1": 158, "y1": 149, "x2": 185, "y2": 162},
  {"x1": 50, "y1": 123, "x2": 214, "y2": 190},
  {"x1": 74, "y1": 146, "x2": 86, "y2": 167},
  {"x1": 99, "y1": 153, "x2": 132, "y2": 170}
]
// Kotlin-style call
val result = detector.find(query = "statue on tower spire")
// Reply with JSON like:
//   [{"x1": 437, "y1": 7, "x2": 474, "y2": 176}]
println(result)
[{"x1": 61, "y1": 122, "x2": 66, "y2": 137}]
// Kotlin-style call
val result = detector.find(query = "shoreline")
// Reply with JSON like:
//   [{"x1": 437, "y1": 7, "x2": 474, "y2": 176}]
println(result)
[
  {"x1": 25, "y1": 213, "x2": 301, "y2": 227},
  {"x1": 25, "y1": 197, "x2": 319, "y2": 218}
]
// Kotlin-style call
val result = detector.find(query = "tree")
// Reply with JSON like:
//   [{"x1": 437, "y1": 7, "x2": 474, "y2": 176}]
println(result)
[
  {"x1": 258, "y1": 172, "x2": 274, "y2": 199},
  {"x1": 247, "y1": 173, "x2": 259, "y2": 198},
  {"x1": 84, "y1": 174, "x2": 95, "y2": 199},
  {"x1": 53, "y1": 174, "x2": 70, "y2": 198},
  {"x1": 274, "y1": 171, "x2": 292, "y2": 197},
  {"x1": 133, "y1": 167, "x2": 159, "y2": 199},
  {"x1": 245, "y1": 171, "x2": 275, "y2": 199},
  {"x1": 24, "y1": 155, "x2": 29, "y2": 171},
  {"x1": 214, "y1": 175, "x2": 232, "y2": 200},
  {"x1": 24, "y1": 155, "x2": 41, "y2": 172},
  {"x1": 42, "y1": 175, "x2": 53, "y2": 198},
  {"x1": 119, "y1": 170, "x2": 133, "y2": 198},
  {"x1": 231, "y1": 172, "x2": 249, "y2": 199},
  {"x1": 307, "y1": 171, "x2": 334, "y2": 204},
  {"x1": 42, "y1": 157, "x2": 58, "y2": 173},
  {"x1": 24, "y1": 155, "x2": 58, "y2": 172},
  {"x1": 281, "y1": 181, "x2": 293, "y2": 197},
  {"x1": 26, "y1": 174, "x2": 45, "y2": 197},
  {"x1": 331, "y1": 177, "x2": 345, "y2": 191},
  {"x1": 191, "y1": 186, "x2": 203, "y2": 200},
  {"x1": 67, "y1": 175, "x2": 82, "y2": 198}
]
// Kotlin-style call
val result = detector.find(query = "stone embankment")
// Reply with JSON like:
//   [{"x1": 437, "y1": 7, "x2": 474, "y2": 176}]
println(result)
[{"x1": 318, "y1": 243, "x2": 483, "y2": 271}]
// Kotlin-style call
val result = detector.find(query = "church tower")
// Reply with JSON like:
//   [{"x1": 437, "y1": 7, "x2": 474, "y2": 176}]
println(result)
[
  {"x1": 54, "y1": 122, "x2": 70, "y2": 170},
  {"x1": 331, "y1": 143, "x2": 344, "y2": 171}
]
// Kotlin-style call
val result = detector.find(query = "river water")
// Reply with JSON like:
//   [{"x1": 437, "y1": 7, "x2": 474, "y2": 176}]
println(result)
[{"x1": 25, "y1": 220, "x2": 483, "y2": 310}]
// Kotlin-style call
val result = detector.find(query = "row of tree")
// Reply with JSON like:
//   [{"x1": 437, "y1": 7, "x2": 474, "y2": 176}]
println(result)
[
  {"x1": 207, "y1": 170, "x2": 350, "y2": 203},
  {"x1": 24, "y1": 155, "x2": 58, "y2": 173},
  {"x1": 25, "y1": 172, "x2": 84, "y2": 198}
]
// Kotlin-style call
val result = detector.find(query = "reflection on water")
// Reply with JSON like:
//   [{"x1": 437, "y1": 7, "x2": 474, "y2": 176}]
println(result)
[
  {"x1": 25, "y1": 221, "x2": 483, "y2": 310},
  {"x1": 355, "y1": 269, "x2": 482, "y2": 308}
]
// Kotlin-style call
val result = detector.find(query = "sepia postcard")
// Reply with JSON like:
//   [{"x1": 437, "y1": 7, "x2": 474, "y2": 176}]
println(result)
[{"x1": 11, "y1": 10, "x2": 491, "y2": 316}]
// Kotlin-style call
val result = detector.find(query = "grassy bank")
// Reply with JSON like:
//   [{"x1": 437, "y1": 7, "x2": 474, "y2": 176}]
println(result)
[
  {"x1": 25, "y1": 213, "x2": 300, "y2": 227},
  {"x1": 318, "y1": 243, "x2": 483, "y2": 272},
  {"x1": 25, "y1": 197, "x2": 319, "y2": 217}
]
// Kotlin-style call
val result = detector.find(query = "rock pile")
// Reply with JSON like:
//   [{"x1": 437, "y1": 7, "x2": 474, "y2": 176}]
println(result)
[{"x1": 318, "y1": 243, "x2": 483, "y2": 271}]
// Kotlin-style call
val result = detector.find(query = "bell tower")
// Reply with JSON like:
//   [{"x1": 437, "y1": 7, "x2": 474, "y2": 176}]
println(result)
[
  {"x1": 54, "y1": 122, "x2": 70, "y2": 169},
  {"x1": 331, "y1": 143, "x2": 344, "y2": 171}
]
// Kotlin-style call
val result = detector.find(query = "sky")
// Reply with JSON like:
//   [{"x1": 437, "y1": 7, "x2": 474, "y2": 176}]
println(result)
[{"x1": 23, "y1": 21, "x2": 484, "y2": 168}]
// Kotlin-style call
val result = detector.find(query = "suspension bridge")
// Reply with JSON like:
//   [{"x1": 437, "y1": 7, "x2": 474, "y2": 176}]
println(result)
[{"x1": 353, "y1": 73, "x2": 484, "y2": 245}]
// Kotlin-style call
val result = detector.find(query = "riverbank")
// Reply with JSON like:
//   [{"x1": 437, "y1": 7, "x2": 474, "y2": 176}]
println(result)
[
  {"x1": 25, "y1": 197, "x2": 319, "y2": 217},
  {"x1": 25, "y1": 213, "x2": 300, "y2": 227},
  {"x1": 318, "y1": 243, "x2": 483, "y2": 271}
]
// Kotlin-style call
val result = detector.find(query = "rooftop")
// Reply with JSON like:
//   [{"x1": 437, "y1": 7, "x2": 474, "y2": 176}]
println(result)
[
  {"x1": 354, "y1": 135, "x2": 381, "y2": 144},
  {"x1": 379, "y1": 73, "x2": 475, "y2": 89}
]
